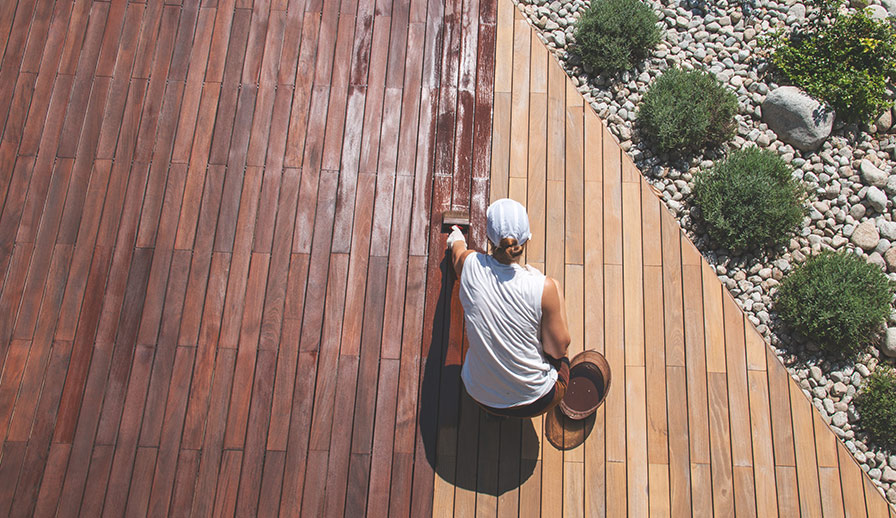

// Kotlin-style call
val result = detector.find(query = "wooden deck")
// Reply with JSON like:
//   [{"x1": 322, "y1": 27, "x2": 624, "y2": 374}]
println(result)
[
  {"x1": 475, "y1": 4, "x2": 896, "y2": 516},
  {"x1": 0, "y1": 0, "x2": 893, "y2": 515}
]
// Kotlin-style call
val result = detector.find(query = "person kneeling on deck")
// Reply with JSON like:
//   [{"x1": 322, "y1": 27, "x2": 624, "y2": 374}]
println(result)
[{"x1": 447, "y1": 198, "x2": 571, "y2": 418}]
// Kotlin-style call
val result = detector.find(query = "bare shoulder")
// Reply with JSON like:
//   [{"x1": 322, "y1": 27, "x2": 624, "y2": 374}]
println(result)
[{"x1": 542, "y1": 276, "x2": 564, "y2": 308}]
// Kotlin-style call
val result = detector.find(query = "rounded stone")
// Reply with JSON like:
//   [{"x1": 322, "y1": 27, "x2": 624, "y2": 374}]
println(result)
[
  {"x1": 833, "y1": 382, "x2": 849, "y2": 396},
  {"x1": 887, "y1": 175, "x2": 896, "y2": 195},
  {"x1": 882, "y1": 0, "x2": 896, "y2": 16},
  {"x1": 810, "y1": 365, "x2": 823, "y2": 382},
  {"x1": 867, "y1": 186, "x2": 889, "y2": 212},
  {"x1": 861, "y1": 159, "x2": 889, "y2": 188},
  {"x1": 882, "y1": 327, "x2": 896, "y2": 358},
  {"x1": 832, "y1": 411, "x2": 849, "y2": 428},
  {"x1": 866, "y1": 4, "x2": 890, "y2": 19},
  {"x1": 884, "y1": 246, "x2": 896, "y2": 272},
  {"x1": 878, "y1": 220, "x2": 896, "y2": 241},
  {"x1": 851, "y1": 220, "x2": 881, "y2": 251},
  {"x1": 884, "y1": 466, "x2": 896, "y2": 483},
  {"x1": 870, "y1": 252, "x2": 887, "y2": 270},
  {"x1": 762, "y1": 87, "x2": 834, "y2": 151},
  {"x1": 787, "y1": 3, "x2": 806, "y2": 18},
  {"x1": 875, "y1": 109, "x2": 894, "y2": 133}
]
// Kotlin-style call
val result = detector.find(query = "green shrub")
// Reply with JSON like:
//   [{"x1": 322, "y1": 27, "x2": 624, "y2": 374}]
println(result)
[
  {"x1": 775, "y1": 251, "x2": 895, "y2": 357},
  {"x1": 693, "y1": 148, "x2": 805, "y2": 251},
  {"x1": 637, "y1": 68, "x2": 738, "y2": 153},
  {"x1": 767, "y1": 0, "x2": 896, "y2": 123},
  {"x1": 855, "y1": 368, "x2": 896, "y2": 452},
  {"x1": 573, "y1": 0, "x2": 661, "y2": 73}
]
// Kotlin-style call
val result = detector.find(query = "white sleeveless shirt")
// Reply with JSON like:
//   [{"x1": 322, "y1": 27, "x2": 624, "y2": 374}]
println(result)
[{"x1": 458, "y1": 253, "x2": 557, "y2": 408}]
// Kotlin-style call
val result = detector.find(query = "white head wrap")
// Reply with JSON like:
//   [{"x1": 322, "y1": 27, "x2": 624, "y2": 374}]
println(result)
[{"x1": 486, "y1": 198, "x2": 532, "y2": 246}]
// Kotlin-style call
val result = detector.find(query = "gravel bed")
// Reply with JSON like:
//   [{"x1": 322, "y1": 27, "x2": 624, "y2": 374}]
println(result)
[{"x1": 513, "y1": 0, "x2": 896, "y2": 503}]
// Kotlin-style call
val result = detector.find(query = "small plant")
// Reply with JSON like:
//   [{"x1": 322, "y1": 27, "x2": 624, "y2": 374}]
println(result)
[
  {"x1": 693, "y1": 148, "x2": 805, "y2": 251},
  {"x1": 573, "y1": 0, "x2": 662, "y2": 73},
  {"x1": 766, "y1": 0, "x2": 896, "y2": 123},
  {"x1": 637, "y1": 68, "x2": 738, "y2": 153},
  {"x1": 855, "y1": 368, "x2": 896, "y2": 452},
  {"x1": 775, "y1": 251, "x2": 895, "y2": 357}
]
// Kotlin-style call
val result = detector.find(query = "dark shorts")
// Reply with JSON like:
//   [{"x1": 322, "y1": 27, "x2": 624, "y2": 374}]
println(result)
[{"x1": 476, "y1": 356, "x2": 570, "y2": 419}]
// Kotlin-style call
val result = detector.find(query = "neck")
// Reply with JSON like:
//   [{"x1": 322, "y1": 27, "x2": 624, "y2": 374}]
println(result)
[{"x1": 491, "y1": 252, "x2": 521, "y2": 265}]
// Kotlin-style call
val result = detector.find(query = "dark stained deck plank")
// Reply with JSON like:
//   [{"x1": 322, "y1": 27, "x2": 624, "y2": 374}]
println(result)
[
  {"x1": 98, "y1": 344, "x2": 155, "y2": 517},
  {"x1": 257, "y1": 450, "x2": 286, "y2": 517},
  {"x1": 0, "y1": 0, "x2": 38, "y2": 148},
  {"x1": 32, "y1": 442, "x2": 70, "y2": 517},
  {"x1": 283, "y1": 12, "x2": 321, "y2": 169},
  {"x1": 278, "y1": 350, "x2": 318, "y2": 516},
  {"x1": 146, "y1": 345, "x2": 197, "y2": 517},
  {"x1": 122, "y1": 447, "x2": 157, "y2": 517},
  {"x1": 179, "y1": 252, "x2": 229, "y2": 447},
  {"x1": 169, "y1": 7, "x2": 215, "y2": 164},
  {"x1": 234, "y1": 348, "x2": 277, "y2": 517},
  {"x1": 189, "y1": 347, "x2": 237, "y2": 517},
  {"x1": 307, "y1": 253, "x2": 351, "y2": 451},
  {"x1": 321, "y1": 353, "x2": 360, "y2": 517}
]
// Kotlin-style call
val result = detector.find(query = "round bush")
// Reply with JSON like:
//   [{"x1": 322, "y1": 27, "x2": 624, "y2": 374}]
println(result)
[
  {"x1": 855, "y1": 368, "x2": 896, "y2": 452},
  {"x1": 637, "y1": 68, "x2": 738, "y2": 153},
  {"x1": 693, "y1": 148, "x2": 805, "y2": 251},
  {"x1": 768, "y1": 2, "x2": 896, "y2": 123},
  {"x1": 573, "y1": 0, "x2": 661, "y2": 73},
  {"x1": 775, "y1": 251, "x2": 894, "y2": 357}
]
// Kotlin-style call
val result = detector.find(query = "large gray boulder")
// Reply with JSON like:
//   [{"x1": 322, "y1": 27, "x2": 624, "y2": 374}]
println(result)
[
  {"x1": 882, "y1": 0, "x2": 896, "y2": 17},
  {"x1": 762, "y1": 87, "x2": 834, "y2": 151},
  {"x1": 866, "y1": 4, "x2": 890, "y2": 20}
]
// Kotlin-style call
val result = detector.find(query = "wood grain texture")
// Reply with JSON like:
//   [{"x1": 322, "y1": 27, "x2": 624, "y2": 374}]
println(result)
[{"x1": 0, "y1": 0, "x2": 891, "y2": 516}]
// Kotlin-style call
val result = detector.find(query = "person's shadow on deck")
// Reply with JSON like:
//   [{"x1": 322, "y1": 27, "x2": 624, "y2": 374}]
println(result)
[{"x1": 419, "y1": 254, "x2": 538, "y2": 496}]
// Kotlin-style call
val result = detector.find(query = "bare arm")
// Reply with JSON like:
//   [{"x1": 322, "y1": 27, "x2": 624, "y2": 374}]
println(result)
[
  {"x1": 540, "y1": 276, "x2": 571, "y2": 360},
  {"x1": 450, "y1": 240, "x2": 475, "y2": 278}
]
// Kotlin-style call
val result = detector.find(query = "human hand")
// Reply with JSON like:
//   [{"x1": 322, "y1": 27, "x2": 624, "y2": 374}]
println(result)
[{"x1": 447, "y1": 225, "x2": 466, "y2": 250}]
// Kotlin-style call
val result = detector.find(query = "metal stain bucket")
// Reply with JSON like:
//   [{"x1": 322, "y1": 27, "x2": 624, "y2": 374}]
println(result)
[{"x1": 559, "y1": 350, "x2": 612, "y2": 420}]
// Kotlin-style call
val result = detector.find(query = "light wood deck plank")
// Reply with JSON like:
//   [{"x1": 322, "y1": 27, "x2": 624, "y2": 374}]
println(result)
[
  {"x1": 509, "y1": 18, "x2": 530, "y2": 179},
  {"x1": 840, "y1": 442, "x2": 869, "y2": 518},
  {"x1": 564, "y1": 96, "x2": 583, "y2": 265},
  {"x1": 791, "y1": 381, "x2": 824, "y2": 517}
]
